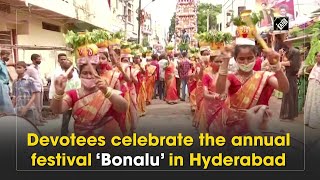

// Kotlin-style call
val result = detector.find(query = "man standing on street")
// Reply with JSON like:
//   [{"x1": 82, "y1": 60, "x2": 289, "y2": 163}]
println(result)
[
  {"x1": 179, "y1": 52, "x2": 191, "y2": 101},
  {"x1": 0, "y1": 50, "x2": 14, "y2": 115},
  {"x1": 26, "y1": 54, "x2": 45, "y2": 125}
]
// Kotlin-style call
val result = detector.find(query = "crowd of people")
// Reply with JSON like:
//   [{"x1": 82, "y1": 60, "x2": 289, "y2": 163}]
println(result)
[{"x1": 0, "y1": 32, "x2": 319, "y2": 138}]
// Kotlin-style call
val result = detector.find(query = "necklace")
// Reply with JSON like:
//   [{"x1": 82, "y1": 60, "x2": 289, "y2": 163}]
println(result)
[{"x1": 235, "y1": 71, "x2": 254, "y2": 85}]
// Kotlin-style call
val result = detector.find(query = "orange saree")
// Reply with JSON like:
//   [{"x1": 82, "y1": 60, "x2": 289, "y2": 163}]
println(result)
[
  {"x1": 134, "y1": 64, "x2": 147, "y2": 117},
  {"x1": 210, "y1": 71, "x2": 274, "y2": 136},
  {"x1": 188, "y1": 62, "x2": 197, "y2": 111},
  {"x1": 65, "y1": 89, "x2": 123, "y2": 140},
  {"x1": 145, "y1": 64, "x2": 156, "y2": 105},
  {"x1": 165, "y1": 61, "x2": 179, "y2": 104}
]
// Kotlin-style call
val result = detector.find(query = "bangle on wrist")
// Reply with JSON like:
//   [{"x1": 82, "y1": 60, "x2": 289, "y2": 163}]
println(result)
[
  {"x1": 53, "y1": 93, "x2": 65, "y2": 100},
  {"x1": 104, "y1": 87, "x2": 113, "y2": 99},
  {"x1": 269, "y1": 62, "x2": 281, "y2": 72}
]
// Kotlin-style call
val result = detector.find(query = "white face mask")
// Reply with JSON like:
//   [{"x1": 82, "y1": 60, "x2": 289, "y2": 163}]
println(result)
[
  {"x1": 200, "y1": 55, "x2": 210, "y2": 62},
  {"x1": 238, "y1": 62, "x2": 255, "y2": 72}
]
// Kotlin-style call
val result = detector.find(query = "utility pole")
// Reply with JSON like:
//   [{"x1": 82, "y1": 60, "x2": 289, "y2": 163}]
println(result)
[{"x1": 137, "y1": 0, "x2": 142, "y2": 44}]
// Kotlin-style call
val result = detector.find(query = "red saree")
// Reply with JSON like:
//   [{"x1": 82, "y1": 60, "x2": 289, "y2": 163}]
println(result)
[
  {"x1": 193, "y1": 66, "x2": 211, "y2": 133},
  {"x1": 128, "y1": 67, "x2": 139, "y2": 133},
  {"x1": 115, "y1": 64, "x2": 131, "y2": 135},
  {"x1": 210, "y1": 71, "x2": 274, "y2": 136},
  {"x1": 165, "y1": 61, "x2": 179, "y2": 103},
  {"x1": 203, "y1": 73, "x2": 225, "y2": 130},
  {"x1": 64, "y1": 89, "x2": 123, "y2": 140}
]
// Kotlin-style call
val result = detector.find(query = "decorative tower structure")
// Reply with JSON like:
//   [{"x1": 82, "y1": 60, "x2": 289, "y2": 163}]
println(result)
[{"x1": 175, "y1": 0, "x2": 198, "y2": 49}]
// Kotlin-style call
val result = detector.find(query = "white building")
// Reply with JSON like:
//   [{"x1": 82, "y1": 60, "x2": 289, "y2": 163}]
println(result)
[{"x1": 0, "y1": 0, "x2": 140, "y2": 84}]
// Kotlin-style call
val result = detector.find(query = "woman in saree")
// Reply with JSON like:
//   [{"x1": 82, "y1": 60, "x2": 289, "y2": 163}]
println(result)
[
  {"x1": 304, "y1": 52, "x2": 320, "y2": 129},
  {"x1": 213, "y1": 39, "x2": 289, "y2": 137},
  {"x1": 114, "y1": 54, "x2": 137, "y2": 135},
  {"x1": 187, "y1": 55, "x2": 198, "y2": 112},
  {"x1": 164, "y1": 57, "x2": 179, "y2": 104},
  {"x1": 192, "y1": 47, "x2": 211, "y2": 132},
  {"x1": 145, "y1": 57, "x2": 157, "y2": 105},
  {"x1": 297, "y1": 52, "x2": 308, "y2": 114},
  {"x1": 50, "y1": 56, "x2": 128, "y2": 140},
  {"x1": 203, "y1": 55, "x2": 227, "y2": 133},
  {"x1": 132, "y1": 55, "x2": 147, "y2": 117}
]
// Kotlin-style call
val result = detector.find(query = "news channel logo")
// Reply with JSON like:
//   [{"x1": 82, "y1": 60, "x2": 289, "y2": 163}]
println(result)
[{"x1": 273, "y1": 17, "x2": 289, "y2": 31}]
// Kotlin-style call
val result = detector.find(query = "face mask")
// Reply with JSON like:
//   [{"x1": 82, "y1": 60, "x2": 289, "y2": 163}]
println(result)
[
  {"x1": 81, "y1": 78, "x2": 96, "y2": 89},
  {"x1": 100, "y1": 63, "x2": 112, "y2": 71},
  {"x1": 238, "y1": 62, "x2": 255, "y2": 72},
  {"x1": 200, "y1": 55, "x2": 210, "y2": 63}
]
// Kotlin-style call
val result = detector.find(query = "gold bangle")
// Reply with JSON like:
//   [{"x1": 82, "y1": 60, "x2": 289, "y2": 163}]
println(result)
[
  {"x1": 53, "y1": 93, "x2": 65, "y2": 100},
  {"x1": 105, "y1": 87, "x2": 113, "y2": 99}
]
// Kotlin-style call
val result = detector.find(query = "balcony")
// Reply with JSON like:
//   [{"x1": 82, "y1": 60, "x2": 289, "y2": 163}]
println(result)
[{"x1": 142, "y1": 27, "x2": 152, "y2": 35}]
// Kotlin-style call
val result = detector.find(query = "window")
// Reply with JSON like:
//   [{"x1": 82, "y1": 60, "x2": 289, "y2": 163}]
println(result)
[
  {"x1": 127, "y1": 2, "x2": 133, "y2": 23},
  {"x1": 42, "y1": 22, "x2": 61, "y2": 32}
]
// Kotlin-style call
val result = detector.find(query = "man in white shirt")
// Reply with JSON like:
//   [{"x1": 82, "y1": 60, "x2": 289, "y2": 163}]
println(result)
[
  {"x1": 48, "y1": 53, "x2": 80, "y2": 135},
  {"x1": 158, "y1": 54, "x2": 169, "y2": 100}
]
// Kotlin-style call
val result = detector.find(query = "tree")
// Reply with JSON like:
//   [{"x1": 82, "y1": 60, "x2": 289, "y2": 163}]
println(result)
[
  {"x1": 197, "y1": 3, "x2": 222, "y2": 33},
  {"x1": 168, "y1": 13, "x2": 176, "y2": 42}
]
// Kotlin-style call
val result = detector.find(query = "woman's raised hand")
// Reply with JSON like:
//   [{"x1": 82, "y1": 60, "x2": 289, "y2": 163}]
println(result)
[{"x1": 54, "y1": 75, "x2": 67, "y2": 95}]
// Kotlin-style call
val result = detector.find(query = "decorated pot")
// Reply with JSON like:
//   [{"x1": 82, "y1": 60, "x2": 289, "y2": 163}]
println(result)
[
  {"x1": 146, "y1": 52, "x2": 152, "y2": 57},
  {"x1": 96, "y1": 40, "x2": 110, "y2": 48},
  {"x1": 76, "y1": 44, "x2": 99, "y2": 57},
  {"x1": 121, "y1": 48, "x2": 131, "y2": 54},
  {"x1": 198, "y1": 41, "x2": 211, "y2": 47},
  {"x1": 210, "y1": 42, "x2": 225, "y2": 50},
  {"x1": 236, "y1": 25, "x2": 256, "y2": 39},
  {"x1": 166, "y1": 49, "x2": 173, "y2": 54},
  {"x1": 109, "y1": 38, "x2": 121, "y2": 46}
]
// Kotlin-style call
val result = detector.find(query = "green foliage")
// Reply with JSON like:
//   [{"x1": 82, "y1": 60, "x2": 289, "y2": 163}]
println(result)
[
  {"x1": 111, "y1": 31, "x2": 125, "y2": 39},
  {"x1": 64, "y1": 30, "x2": 98, "y2": 49},
  {"x1": 195, "y1": 31, "x2": 233, "y2": 43},
  {"x1": 197, "y1": 3, "x2": 222, "y2": 33},
  {"x1": 189, "y1": 47, "x2": 199, "y2": 54},
  {"x1": 231, "y1": 12, "x2": 263, "y2": 26},
  {"x1": 168, "y1": 13, "x2": 176, "y2": 42},
  {"x1": 142, "y1": 36, "x2": 150, "y2": 47},
  {"x1": 178, "y1": 42, "x2": 189, "y2": 50},
  {"x1": 91, "y1": 29, "x2": 111, "y2": 43}
]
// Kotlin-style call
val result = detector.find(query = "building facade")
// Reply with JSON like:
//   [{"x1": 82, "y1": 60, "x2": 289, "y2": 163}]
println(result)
[
  {"x1": 0, "y1": 0, "x2": 140, "y2": 84},
  {"x1": 175, "y1": 0, "x2": 198, "y2": 47}
]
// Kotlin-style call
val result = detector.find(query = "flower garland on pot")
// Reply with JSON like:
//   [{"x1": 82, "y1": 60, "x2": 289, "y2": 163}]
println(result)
[
  {"x1": 232, "y1": 10, "x2": 263, "y2": 40},
  {"x1": 64, "y1": 30, "x2": 100, "y2": 65}
]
